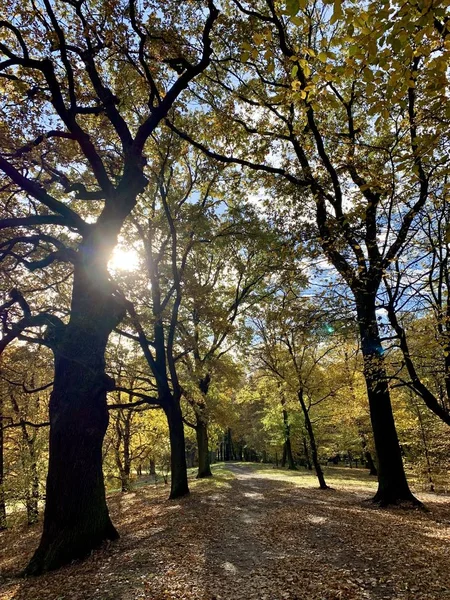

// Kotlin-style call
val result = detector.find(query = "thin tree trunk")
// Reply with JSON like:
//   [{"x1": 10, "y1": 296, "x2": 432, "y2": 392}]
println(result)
[
  {"x1": 164, "y1": 397, "x2": 189, "y2": 499},
  {"x1": 26, "y1": 265, "x2": 123, "y2": 575},
  {"x1": 360, "y1": 434, "x2": 377, "y2": 476},
  {"x1": 282, "y1": 409, "x2": 296, "y2": 470},
  {"x1": 298, "y1": 389, "x2": 327, "y2": 489},
  {"x1": 415, "y1": 399, "x2": 435, "y2": 492},
  {"x1": 114, "y1": 415, "x2": 130, "y2": 493},
  {"x1": 357, "y1": 298, "x2": 419, "y2": 506},
  {"x1": 196, "y1": 413, "x2": 212, "y2": 478},
  {"x1": 10, "y1": 395, "x2": 40, "y2": 525},
  {"x1": 26, "y1": 436, "x2": 40, "y2": 525},
  {"x1": 121, "y1": 412, "x2": 132, "y2": 492},
  {"x1": 302, "y1": 436, "x2": 312, "y2": 470},
  {"x1": 365, "y1": 450, "x2": 378, "y2": 476},
  {"x1": 195, "y1": 375, "x2": 213, "y2": 478}
]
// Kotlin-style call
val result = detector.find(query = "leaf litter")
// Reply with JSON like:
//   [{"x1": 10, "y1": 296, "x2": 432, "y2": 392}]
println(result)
[{"x1": 0, "y1": 464, "x2": 449, "y2": 600}]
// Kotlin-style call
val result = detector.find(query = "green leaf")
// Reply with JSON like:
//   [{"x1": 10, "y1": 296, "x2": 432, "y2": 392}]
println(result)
[
  {"x1": 330, "y1": 0, "x2": 343, "y2": 24},
  {"x1": 285, "y1": 0, "x2": 300, "y2": 17}
]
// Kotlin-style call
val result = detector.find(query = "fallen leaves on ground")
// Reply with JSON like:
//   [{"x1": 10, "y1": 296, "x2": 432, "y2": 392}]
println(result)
[{"x1": 0, "y1": 464, "x2": 449, "y2": 600}]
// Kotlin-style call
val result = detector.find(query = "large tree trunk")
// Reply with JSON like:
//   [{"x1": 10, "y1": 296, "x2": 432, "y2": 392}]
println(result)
[
  {"x1": 196, "y1": 413, "x2": 212, "y2": 478},
  {"x1": 25, "y1": 265, "x2": 123, "y2": 575},
  {"x1": 357, "y1": 297, "x2": 419, "y2": 506},
  {"x1": 298, "y1": 389, "x2": 328, "y2": 489},
  {"x1": 164, "y1": 397, "x2": 189, "y2": 499}
]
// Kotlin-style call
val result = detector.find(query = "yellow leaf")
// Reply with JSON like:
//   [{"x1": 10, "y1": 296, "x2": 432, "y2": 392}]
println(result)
[
  {"x1": 253, "y1": 33, "x2": 264, "y2": 45},
  {"x1": 290, "y1": 16, "x2": 303, "y2": 26}
]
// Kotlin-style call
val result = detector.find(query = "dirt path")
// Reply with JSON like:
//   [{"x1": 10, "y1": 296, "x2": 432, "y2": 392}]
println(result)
[{"x1": 1, "y1": 464, "x2": 449, "y2": 600}]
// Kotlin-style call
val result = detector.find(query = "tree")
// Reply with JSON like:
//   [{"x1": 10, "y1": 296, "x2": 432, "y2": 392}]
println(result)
[
  {"x1": 178, "y1": 201, "x2": 278, "y2": 478},
  {"x1": 0, "y1": 344, "x2": 52, "y2": 527},
  {"x1": 114, "y1": 135, "x2": 228, "y2": 498},
  {"x1": 169, "y1": 0, "x2": 450, "y2": 504},
  {"x1": 383, "y1": 196, "x2": 450, "y2": 426},
  {"x1": 0, "y1": 0, "x2": 218, "y2": 573},
  {"x1": 0, "y1": 394, "x2": 6, "y2": 530},
  {"x1": 254, "y1": 286, "x2": 347, "y2": 489},
  {"x1": 279, "y1": 382, "x2": 296, "y2": 470}
]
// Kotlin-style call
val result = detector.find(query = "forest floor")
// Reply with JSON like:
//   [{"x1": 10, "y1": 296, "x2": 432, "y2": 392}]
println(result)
[{"x1": 0, "y1": 463, "x2": 449, "y2": 600}]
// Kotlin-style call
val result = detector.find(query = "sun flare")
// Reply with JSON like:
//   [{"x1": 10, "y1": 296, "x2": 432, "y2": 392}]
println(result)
[{"x1": 108, "y1": 247, "x2": 140, "y2": 272}]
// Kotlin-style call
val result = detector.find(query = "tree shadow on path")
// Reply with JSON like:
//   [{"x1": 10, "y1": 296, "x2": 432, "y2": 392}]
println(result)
[{"x1": 1, "y1": 463, "x2": 449, "y2": 600}]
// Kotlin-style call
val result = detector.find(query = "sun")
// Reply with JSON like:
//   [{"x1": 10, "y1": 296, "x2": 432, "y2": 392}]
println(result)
[{"x1": 108, "y1": 247, "x2": 140, "y2": 272}]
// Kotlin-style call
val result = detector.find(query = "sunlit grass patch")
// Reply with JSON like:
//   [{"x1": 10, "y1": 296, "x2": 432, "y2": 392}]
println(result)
[
  {"x1": 233, "y1": 462, "x2": 379, "y2": 491},
  {"x1": 190, "y1": 464, "x2": 236, "y2": 491}
]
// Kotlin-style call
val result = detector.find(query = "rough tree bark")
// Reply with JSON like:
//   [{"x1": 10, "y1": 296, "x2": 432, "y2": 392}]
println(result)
[
  {"x1": 163, "y1": 396, "x2": 189, "y2": 499},
  {"x1": 357, "y1": 294, "x2": 419, "y2": 506},
  {"x1": 25, "y1": 263, "x2": 124, "y2": 575}
]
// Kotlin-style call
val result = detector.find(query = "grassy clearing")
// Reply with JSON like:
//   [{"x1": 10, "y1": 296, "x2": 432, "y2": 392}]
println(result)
[{"x1": 227, "y1": 462, "x2": 379, "y2": 490}]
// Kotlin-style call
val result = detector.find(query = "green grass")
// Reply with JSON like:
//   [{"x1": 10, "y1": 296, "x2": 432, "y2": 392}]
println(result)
[
  {"x1": 106, "y1": 461, "x2": 379, "y2": 496},
  {"x1": 211, "y1": 461, "x2": 379, "y2": 491}
]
